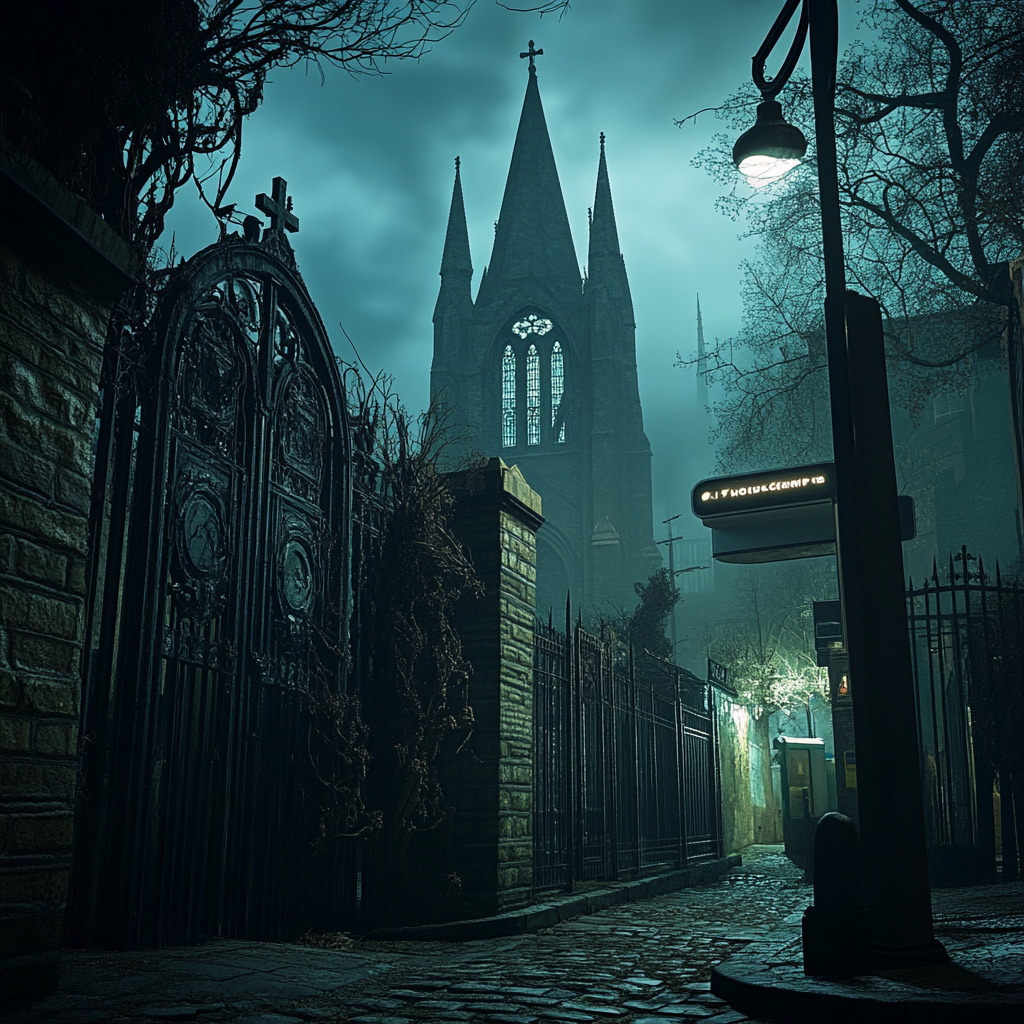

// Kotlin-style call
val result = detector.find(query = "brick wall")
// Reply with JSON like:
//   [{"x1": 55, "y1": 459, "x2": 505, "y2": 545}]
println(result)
[
  {"x1": 447, "y1": 458, "x2": 542, "y2": 918},
  {"x1": 0, "y1": 141, "x2": 135, "y2": 998}
]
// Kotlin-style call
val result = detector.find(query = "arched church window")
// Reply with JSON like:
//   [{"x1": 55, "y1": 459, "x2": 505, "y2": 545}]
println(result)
[
  {"x1": 526, "y1": 345, "x2": 540, "y2": 445},
  {"x1": 502, "y1": 345, "x2": 516, "y2": 447},
  {"x1": 551, "y1": 341, "x2": 566, "y2": 443}
]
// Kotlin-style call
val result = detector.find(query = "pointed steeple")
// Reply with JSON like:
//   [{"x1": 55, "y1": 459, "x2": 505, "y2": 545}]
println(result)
[
  {"x1": 696, "y1": 294, "x2": 709, "y2": 411},
  {"x1": 477, "y1": 52, "x2": 580, "y2": 308},
  {"x1": 588, "y1": 132, "x2": 621, "y2": 260},
  {"x1": 584, "y1": 133, "x2": 633, "y2": 318},
  {"x1": 438, "y1": 156, "x2": 472, "y2": 294}
]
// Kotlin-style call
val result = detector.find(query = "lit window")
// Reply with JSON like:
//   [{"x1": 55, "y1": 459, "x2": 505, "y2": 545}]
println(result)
[
  {"x1": 513, "y1": 314, "x2": 553, "y2": 338},
  {"x1": 527, "y1": 345, "x2": 540, "y2": 445},
  {"x1": 502, "y1": 345, "x2": 516, "y2": 447},
  {"x1": 550, "y1": 341, "x2": 565, "y2": 442}
]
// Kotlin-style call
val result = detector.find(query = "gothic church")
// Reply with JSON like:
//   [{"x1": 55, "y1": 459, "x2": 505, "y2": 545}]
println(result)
[{"x1": 431, "y1": 52, "x2": 660, "y2": 616}]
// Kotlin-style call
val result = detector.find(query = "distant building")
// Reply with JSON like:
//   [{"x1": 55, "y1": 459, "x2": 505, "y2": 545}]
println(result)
[
  {"x1": 889, "y1": 308, "x2": 1021, "y2": 579},
  {"x1": 430, "y1": 56, "x2": 660, "y2": 615}
]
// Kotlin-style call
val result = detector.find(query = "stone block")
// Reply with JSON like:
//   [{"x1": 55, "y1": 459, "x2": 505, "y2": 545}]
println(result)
[
  {"x1": 0, "y1": 438, "x2": 56, "y2": 498},
  {"x1": 13, "y1": 539, "x2": 67, "y2": 587},
  {"x1": 2, "y1": 400, "x2": 89, "y2": 467},
  {"x1": 2, "y1": 812, "x2": 74, "y2": 855},
  {"x1": 35, "y1": 720, "x2": 77, "y2": 758},
  {"x1": 0, "y1": 349, "x2": 91, "y2": 429},
  {"x1": 497, "y1": 815, "x2": 532, "y2": 839},
  {"x1": 37, "y1": 346, "x2": 100, "y2": 399},
  {"x1": 0, "y1": 672, "x2": 19, "y2": 710},
  {"x1": 0, "y1": 589, "x2": 80, "y2": 641},
  {"x1": 65, "y1": 556, "x2": 86, "y2": 596},
  {"x1": 0, "y1": 716, "x2": 31, "y2": 752},
  {"x1": 11, "y1": 633, "x2": 80, "y2": 675},
  {"x1": 0, "y1": 491, "x2": 87, "y2": 553},
  {"x1": 18, "y1": 677, "x2": 77, "y2": 717},
  {"x1": 0, "y1": 760, "x2": 76, "y2": 802},
  {"x1": 55, "y1": 469, "x2": 93, "y2": 515},
  {"x1": 498, "y1": 763, "x2": 532, "y2": 786},
  {"x1": 0, "y1": 865, "x2": 70, "y2": 906}
]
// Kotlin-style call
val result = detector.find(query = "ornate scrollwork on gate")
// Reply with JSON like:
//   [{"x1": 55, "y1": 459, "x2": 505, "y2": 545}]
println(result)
[
  {"x1": 275, "y1": 511, "x2": 320, "y2": 656},
  {"x1": 229, "y1": 275, "x2": 262, "y2": 345},
  {"x1": 175, "y1": 313, "x2": 244, "y2": 455},
  {"x1": 276, "y1": 365, "x2": 326, "y2": 504},
  {"x1": 170, "y1": 462, "x2": 232, "y2": 624}
]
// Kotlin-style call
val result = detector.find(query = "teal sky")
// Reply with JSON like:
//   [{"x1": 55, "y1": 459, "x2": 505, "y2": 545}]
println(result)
[{"x1": 162, "y1": 0, "x2": 865, "y2": 542}]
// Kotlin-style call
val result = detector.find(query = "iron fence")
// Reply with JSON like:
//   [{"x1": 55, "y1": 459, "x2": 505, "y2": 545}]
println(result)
[
  {"x1": 533, "y1": 610, "x2": 722, "y2": 893},
  {"x1": 907, "y1": 548, "x2": 1022, "y2": 883}
]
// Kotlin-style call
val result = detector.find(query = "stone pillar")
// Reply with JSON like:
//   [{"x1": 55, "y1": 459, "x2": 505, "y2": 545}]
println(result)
[
  {"x1": 0, "y1": 141, "x2": 136, "y2": 997},
  {"x1": 447, "y1": 458, "x2": 542, "y2": 917}
]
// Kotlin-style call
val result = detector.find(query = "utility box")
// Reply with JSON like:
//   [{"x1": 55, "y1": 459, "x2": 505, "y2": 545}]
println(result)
[{"x1": 774, "y1": 735, "x2": 834, "y2": 870}]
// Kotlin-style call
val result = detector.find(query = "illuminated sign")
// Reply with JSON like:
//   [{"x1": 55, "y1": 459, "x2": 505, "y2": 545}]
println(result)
[
  {"x1": 692, "y1": 463, "x2": 835, "y2": 519},
  {"x1": 690, "y1": 462, "x2": 913, "y2": 565},
  {"x1": 690, "y1": 462, "x2": 837, "y2": 564}
]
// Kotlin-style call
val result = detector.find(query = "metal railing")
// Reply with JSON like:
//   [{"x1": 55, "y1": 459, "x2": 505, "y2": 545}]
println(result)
[
  {"x1": 533, "y1": 612, "x2": 723, "y2": 893},
  {"x1": 907, "y1": 548, "x2": 1022, "y2": 882}
]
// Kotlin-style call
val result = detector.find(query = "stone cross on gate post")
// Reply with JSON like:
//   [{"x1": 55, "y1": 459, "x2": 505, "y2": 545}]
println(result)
[
  {"x1": 255, "y1": 176, "x2": 299, "y2": 235},
  {"x1": 519, "y1": 39, "x2": 543, "y2": 69}
]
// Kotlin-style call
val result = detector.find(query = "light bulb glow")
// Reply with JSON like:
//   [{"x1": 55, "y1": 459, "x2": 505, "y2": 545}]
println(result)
[{"x1": 738, "y1": 154, "x2": 801, "y2": 188}]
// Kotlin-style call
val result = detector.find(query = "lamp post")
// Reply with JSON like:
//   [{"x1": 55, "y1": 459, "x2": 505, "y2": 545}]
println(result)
[{"x1": 734, "y1": 0, "x2": 945, "y2": 968}]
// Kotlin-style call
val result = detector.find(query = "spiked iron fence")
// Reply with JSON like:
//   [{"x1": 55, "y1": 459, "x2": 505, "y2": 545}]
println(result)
[
  {"x1": 907, "y1": 548, "x2": 1022, "y2": 883},
  {"x1": 533, "y1": 611, "x2": 723, "y2": 893}
]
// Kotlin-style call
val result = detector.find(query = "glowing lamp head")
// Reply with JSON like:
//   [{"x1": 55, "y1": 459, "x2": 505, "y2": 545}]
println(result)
[{"x1": 733, "y1": 100, "x2": 807, "y2": 188}]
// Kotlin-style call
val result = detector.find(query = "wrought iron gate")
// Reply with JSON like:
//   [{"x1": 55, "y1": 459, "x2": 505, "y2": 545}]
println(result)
[{"x1": 71, "y1": 226, "x2": 352, "y2": 947}]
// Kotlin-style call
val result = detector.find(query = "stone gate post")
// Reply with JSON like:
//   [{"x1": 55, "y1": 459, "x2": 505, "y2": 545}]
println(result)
[{"x1": 446, "y1": 458, "x2": 542, "y2": 918}]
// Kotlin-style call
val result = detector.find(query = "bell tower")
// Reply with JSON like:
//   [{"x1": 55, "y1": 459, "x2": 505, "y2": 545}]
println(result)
[{"x1": 431, "y1": 46, "x2": 660, "y2": 616}]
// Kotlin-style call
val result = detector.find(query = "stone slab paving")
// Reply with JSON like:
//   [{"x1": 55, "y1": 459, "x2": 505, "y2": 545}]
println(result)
[
  {"x1": 6, "y1": 847, "x2": 1020, "y2": 1023},
  {"x1": 712, "y1": 875, "x2": 1024, "y2": 1023}
]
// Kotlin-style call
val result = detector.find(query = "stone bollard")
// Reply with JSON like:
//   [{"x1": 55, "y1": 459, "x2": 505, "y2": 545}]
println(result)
[{"x1": 802, "y1": 811, "x2": 871, "y2": 976}]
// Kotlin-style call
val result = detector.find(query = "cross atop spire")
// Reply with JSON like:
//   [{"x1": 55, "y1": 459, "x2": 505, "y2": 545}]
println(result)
[
  {"x1": 519, "y1": 39, "x2": 544, "y2": 73},
  {"x1": 256, "y1": 176, "x2": 299, "y2": 235}
]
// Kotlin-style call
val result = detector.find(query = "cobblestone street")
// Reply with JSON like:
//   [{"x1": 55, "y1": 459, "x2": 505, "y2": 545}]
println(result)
[
  {"x1": 10, "y1": 846, "x2": 1022, "y2": 1024},
  {"x1": 10, "y1": 848, "x2": 810, "y2": 1024}
]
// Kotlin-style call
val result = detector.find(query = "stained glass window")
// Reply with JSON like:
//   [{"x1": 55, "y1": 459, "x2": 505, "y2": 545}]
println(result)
[
  {"x1": 502, "y1": 345, "x2": 516, "y2": 447},
  {"x1": 526, "y1": 345, "x2": 540, "y2": 445},
  {"x1": 550, "y1": 341, "x2": 565, "y2": 442},
  {"x1": 513, "y1": 314, "x2": 553, "y2": 338}
]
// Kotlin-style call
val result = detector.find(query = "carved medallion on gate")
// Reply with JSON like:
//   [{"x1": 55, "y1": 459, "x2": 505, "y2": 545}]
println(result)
[
  {"x1": 275, "y1": 510, "x2": 320, "y2": 651},
  {"x1": 170, "y1": 459, "x2": 232, "y2": 625}
]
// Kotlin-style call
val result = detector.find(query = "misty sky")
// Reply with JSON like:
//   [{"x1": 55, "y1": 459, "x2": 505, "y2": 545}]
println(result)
[{"x1": 162, "y1": 0, "x2": 865, "y2": 543}]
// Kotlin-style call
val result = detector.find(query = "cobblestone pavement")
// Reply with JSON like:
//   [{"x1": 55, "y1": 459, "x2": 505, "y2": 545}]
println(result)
[
  {"x1": 11, "y1": 847, "x2": 1020, "y2": 1024},
  {"x1": 8, "y1": 847, "x2": 808, "y2": 1024}
]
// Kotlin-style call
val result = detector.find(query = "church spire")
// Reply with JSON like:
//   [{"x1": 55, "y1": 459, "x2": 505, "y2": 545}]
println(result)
[
  {"x1": 584, "y1": 133, "x2": 632, "y2": 319},
  {"x1": 439, "y1": 156, "x2": 472, "y2": 285},
  {"x1": 477, "y1": 45, "x2": 580, "y2": 308},
  {"x1": 696, "y1": 294, "x2": 709, "y2": 411},
  {"x1": 588, "y1": 132, "x2": 621, "y2": 260}
]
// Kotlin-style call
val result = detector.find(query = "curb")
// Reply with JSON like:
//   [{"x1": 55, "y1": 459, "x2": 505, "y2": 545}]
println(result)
[
  {"x1": 361, "y1": 853, "x2": 741, "y2": 942},
  {"x1": 711, "y1": 933, "x2": 1024, "y2": 1024}
]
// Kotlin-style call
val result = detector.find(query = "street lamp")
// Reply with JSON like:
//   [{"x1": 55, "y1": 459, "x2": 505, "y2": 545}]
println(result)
[
  {"x1": 733, "y1": 100, "x2": 806, "y2": 187},
  {"x1": 736, "y1": 0, "x2": 946, "y2": 970},
  {"x1": 733, "y1": 0, "x2": 808, "y2": 187}
]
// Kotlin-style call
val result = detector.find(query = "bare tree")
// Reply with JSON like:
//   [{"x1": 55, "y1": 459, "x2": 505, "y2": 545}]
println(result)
[
  {"x1": 680, "y1": 0, "x2": 1022, "y2": 470},
  {"x1": 1, "y1": 0, "x2": 569, "y2": 259}
]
